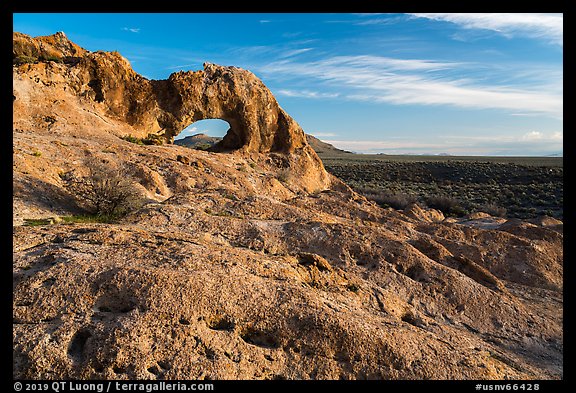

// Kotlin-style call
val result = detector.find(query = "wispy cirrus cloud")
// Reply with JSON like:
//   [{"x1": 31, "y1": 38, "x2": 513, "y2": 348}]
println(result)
[
  {"x1": 165, "y1": 63, "x2": 198, "y2": 70},
  {"x1": 122, "y1": 27, "x2": 140, "y2": 33},
  {"x1": 408, "y1": 13, "x2": 563, "y2": 46},
  {"x1": 276, "y1": 89, "x2": 339, "y2": 99},
  {"x1": 278, "y1": 48, "x2": 314, "y2": 59},
  {"x1": 258, "y1": 55, "x2": 562, "y2": 118}
]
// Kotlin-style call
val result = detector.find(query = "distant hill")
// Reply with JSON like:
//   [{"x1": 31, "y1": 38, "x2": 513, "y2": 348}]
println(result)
[
  {"x1": 174, "y1": 133, "x2": 222, "y2": 150},
  {"x1": 175, "y1": 132, "x2": 353, "y2": 156},
  {"x1": 305, "y1": 134, "x2": 352, "y2": 156}
]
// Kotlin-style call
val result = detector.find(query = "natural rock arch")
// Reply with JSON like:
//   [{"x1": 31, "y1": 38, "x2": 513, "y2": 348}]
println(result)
[
  {"x1": 12, "y1": 32, "x2": 309, "y2": 155},
  {"x1": 13, "y1": 32, "x2": 332, "y2": 191},
  {"x1": 151, "y1": 63, "x2": 308, "y2": 154}
]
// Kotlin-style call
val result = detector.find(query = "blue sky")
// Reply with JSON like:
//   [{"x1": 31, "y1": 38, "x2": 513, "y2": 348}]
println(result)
[{"x1": 13, "y1": 13, "x2": 563, "y2": 156}]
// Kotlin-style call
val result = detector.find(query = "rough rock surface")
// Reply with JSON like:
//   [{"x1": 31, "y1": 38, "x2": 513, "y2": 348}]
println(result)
[
  {"x1": 13, "y1": 33, "x2": 563, "y2": 380},
  {"x1": 13, "y1": 31, "x2": 87, "y2": 60}
]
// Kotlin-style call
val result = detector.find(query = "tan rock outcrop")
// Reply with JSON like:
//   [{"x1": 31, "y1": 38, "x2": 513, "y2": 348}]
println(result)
[
  {"x1": 13, "y1": 32, "x2": 330, "y2": 191},
  {"x1": 13, "y1": 31, "x2": 86, "y2": 60}
]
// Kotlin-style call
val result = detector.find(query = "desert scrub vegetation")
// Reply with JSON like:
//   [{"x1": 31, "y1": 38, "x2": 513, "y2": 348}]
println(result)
[
  {"x1": 327, "y1": 159, "x2": 562, "y2": 220},
  {"x1": 60, "y1": 214, "x2": 120, "y2": 223},
  {"x1": 23, "y1": 218, "x2": 60, "y2": 226},
  {"x1": 13, "y1": 54, "x2": 65, "y2": 65},
  {"x1": 13, "y1": 55, "x2": 38, "y2": 65},
  {"x1": 478, "y1": 203, "x2": 507, "y2": 218},
  {"x1": 23, "y1": 214, "x2": 118, "y2": 226},
  {"x1": 193, "y1": 143, "x2": 213, "y2": 151},
  {"x1": 356, "y1": 188, "x2": 417, "y2": 210},
  {"x1": 276, "y1": 169, "x2": 291, "y2": 183},
  {"x1": 424, "y1": 195, "x2": 467, "y2": 217},
  {"x1": 60, "y1": 157, "x2": 144, "y2": 218},
  {"x1": 120, "y1": 133, "x2": 164, "y2": 146}
]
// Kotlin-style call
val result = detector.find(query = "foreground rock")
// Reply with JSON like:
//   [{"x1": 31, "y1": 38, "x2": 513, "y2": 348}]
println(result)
[{"x1": 13, "y1": 32, "x2": 563, "y2": 380}]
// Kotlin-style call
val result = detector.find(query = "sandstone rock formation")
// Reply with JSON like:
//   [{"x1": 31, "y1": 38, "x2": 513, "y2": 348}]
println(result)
[
  {"x1": 13, "y1": 32, "x2": 330, "y2": 192},
  {"x1": 13, "y1": 32, "x2": 563, "y2": 380},
  {"x1": 13, "y1": 31, "x2": 87, "y2": 60}
]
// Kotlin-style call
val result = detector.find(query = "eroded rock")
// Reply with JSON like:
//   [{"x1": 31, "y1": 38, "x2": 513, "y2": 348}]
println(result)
[{"x1": 13, "y1": 32, "x2": 330, "y2": 193}]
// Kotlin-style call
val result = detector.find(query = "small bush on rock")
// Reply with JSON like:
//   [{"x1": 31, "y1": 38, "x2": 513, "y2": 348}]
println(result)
[{"x1": 61, "y1": 157, "x2": 144, "y2": 217}]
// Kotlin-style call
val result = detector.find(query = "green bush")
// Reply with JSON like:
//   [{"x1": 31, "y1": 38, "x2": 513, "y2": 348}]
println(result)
[
  {"x1": 60, "y1": 214, "x2": 117, "y2": 224},
  {"x1": 23, "y1": 218, "x2": 53, "y2": 226},
  {"x1": 142, "y1": 133, "x2": 164, "y2": 145},
  {"x1": 121, "y1": 135, "x2": 144, "y2": 145},
  {"x1": 121, "y1": 133, "x2": 164, "y2": 146},
  {"x1": 194, "y1": 143, "x2": 212, "y2": 151}
]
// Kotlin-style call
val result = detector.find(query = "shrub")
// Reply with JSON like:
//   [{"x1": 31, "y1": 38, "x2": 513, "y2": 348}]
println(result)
[
  {"x1": 121, "y1": 133, "x2": 164, "y2": 146},
  {"x1": 60, "y1": 214, "x2": 117, "y2": 224},
  {"x1": 23, "y1": 218, "x2": 53, "y2": 226},
  {"x1": 478, "y1": 203, "x2": 507, "y2": 217},
  {"x1": 142, "y1": 133, "x2": 164, "y2": 145},
  {"x1": 61, "y1": 157, "x2": 144, "y2": 217},
  {"x1": 31, "y1": 150, "x2": 42, "y2": 157},
  {"x1": 194, "y1": 143, "x2": 212, "y2": 151},
  {"x1": 424, "y1": 195, "x2": 467, "y2": 217},
  {"x1": 356, "y1": 187, "x2": 417, "y2": 210},
  {"x1": 13, "y1": 55, "x2": 38, "y2": 65},
  {"x1": 276, "y1": 169, "x2": 291, "y2": 183},
  {"x1": 40, "y1": 55, "x2": 63, "y2": 63},
  {"x1": 121, "y1": 135, "x2": 144, "y2": 145}
]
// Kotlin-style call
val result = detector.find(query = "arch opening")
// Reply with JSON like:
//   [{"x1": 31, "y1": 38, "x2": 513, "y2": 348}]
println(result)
[{"x1": 173, "y1": 119, "x2": 232, "y2": 151}]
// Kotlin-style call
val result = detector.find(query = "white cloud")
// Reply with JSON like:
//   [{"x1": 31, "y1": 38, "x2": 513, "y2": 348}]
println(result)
[
  {"x1": 122, "y1": 27, "x2": 141, "y2": 33},
  {"x1": 259, "y1": 20, "x2": 271, "y2": 24},
  {"x1": 522, "y1": 131, "x2": 544, "y2": 140},
  {"x1": 325, "y1": 131, "x2": 563, "y2": 156},
  {"x1": 276, "y1": 89, "x2": 340, "y2": 99},
  {"x1": 551, "y1": 131, "x2": 563, "y2": 140},
  {"x1": 319, "y1": 55, "x2": 459, "y2": 71},
  {"x1": 521, "y1": 130, "x2": 563, "y2": 141},
  {"x1": 259, "y1": 55, "x2": 562, "y2": 118},
  {"x1": 278, "y1": 48, "x2": 313, "y2": 58},
  {"x1": 165, "y1": 63, "x2": 198, "y2": 70},
  {"x1": 510, "y1": 113, "x2": 542, "y2": 117},
  {"x1": 409, "y1": 13, "x2": 563, "y2": 46}
]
